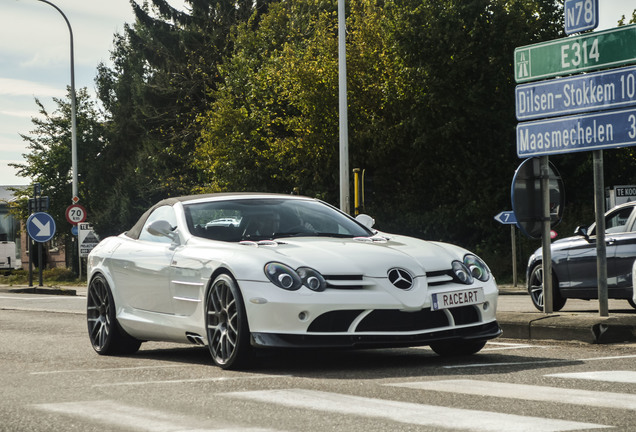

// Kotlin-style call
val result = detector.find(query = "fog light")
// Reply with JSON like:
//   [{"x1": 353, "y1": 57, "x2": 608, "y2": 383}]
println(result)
[
  {"x1": 482, "y1": 301, "x2": 490, "y2": 311},
  {"x1": 298, "y1": 311, "x2": 309, "y2": 321}
]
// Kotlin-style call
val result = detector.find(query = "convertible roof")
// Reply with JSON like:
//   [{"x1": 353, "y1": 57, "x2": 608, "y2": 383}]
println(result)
[{"x1": 124, "y1": 193, "x2": 306, "y2": 239}]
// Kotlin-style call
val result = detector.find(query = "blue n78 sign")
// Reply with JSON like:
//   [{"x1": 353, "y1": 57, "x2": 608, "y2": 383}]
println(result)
[{"x1": 564, "y1": 0, "x2": 598, "y2": 35}]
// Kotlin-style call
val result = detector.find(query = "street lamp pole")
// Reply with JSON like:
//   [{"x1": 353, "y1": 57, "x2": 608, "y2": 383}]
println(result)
[
  {"x1": 338, "y1": 0, "x2": 350, "y2": 214},
  {"x1": 37, "y1": 0, "x2": 78, "y2": 203}
]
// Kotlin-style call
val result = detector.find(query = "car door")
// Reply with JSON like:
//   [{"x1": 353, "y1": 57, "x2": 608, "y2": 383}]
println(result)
[
  {"x1": 604, "y1": 206, "x2": 636, "y2": 289},
  {"x1": 562, "y1": 236, "x2": 598, "y2": 291},
  {"x1": 564, "y1": 205, "x2": 635, "y2": 294},
  {"x1": 110, "y1": 205, "x2": 178, "y2": 314}
]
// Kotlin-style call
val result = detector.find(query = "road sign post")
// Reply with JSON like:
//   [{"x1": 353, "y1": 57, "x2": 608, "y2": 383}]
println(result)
[
  {"x1": 494, "y1": 211, "x2": 519, "y2": 286},
  {"x1": 26, "y1": 212, "x2": 56, "y2": 288}
]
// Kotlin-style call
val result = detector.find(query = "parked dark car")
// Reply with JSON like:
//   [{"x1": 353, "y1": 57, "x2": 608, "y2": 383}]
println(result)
[{"x1": 527, "y1": 202, "x2": 636, "y2": 311}]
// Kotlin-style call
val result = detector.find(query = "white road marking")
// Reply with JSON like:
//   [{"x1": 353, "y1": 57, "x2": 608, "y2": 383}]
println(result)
[
  {"x1": 93, "y1": 374, "x2": 282, "y2": 387},
  {"x1": 443, "y1": 359, "x2": 566, "y2": 369},
  {"x1": 443, "y1": 353, "x2": 636, "y2": 369},
  {"x1": 481, "y1": 342, "x2": 540, "y2": 351},
  {"x1": 33, "y1": 400, "x2": 277, "y2": 432},
  {"x1": 547, "y1": 370, "x2": 636, "y2": 384},
  {"x1": 224, "y1": 388, "x2": 608, "y2": 432},
  {"x1": 31, "y1": 365, "x2": 186, "y2": 375},
  {"x1": 388, "y1": 379, "x2": 636, "y2": 410}
]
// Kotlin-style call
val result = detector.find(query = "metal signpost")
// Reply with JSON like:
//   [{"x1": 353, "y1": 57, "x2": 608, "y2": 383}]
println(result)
[
  {"x1": 511, "y1": 5, "x2": 636, "y2": 316},
  {"x1": 494, "y1": 211, "x2": 518, "y2": 286},
  {"x1": 26, "y1": 212, "x2": 56, "y2": 288}
]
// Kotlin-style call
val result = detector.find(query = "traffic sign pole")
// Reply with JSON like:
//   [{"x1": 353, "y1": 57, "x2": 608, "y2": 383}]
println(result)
[
  {"x1": 540, "y1": 156, "x2": 553, "y2": 314},
  {"x1": 594, "y1": 151, "x2": 608, "y2": 317}
]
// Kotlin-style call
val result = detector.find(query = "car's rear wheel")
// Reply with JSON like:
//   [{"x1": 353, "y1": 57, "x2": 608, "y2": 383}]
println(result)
[
  {"x1": 527, "y1": 264, "x2": 566, "y2": 312},
  {"x1": 87, "y1": 274, "x2": 141, "y2": 355},
  {"x1": 205, "y1": 273, "x2": 252, "y2": 369},
  {"x1": 430, "y1": 339, "x2": 487, "y2": 356}
]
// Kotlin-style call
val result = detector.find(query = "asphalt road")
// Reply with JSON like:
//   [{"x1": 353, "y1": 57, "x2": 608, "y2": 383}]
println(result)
[{"x1": 1, "y1": 292, "x2": 636, "y2": 431}]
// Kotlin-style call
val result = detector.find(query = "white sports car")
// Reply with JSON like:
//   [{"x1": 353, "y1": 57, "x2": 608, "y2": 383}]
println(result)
[{"x1": 87, "y1": 193, "x2": 501, "y2": 369}]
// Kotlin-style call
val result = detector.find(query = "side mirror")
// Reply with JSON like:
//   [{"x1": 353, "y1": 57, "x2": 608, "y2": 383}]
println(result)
[
  {"x1": 574, "y1": 226, "x2": 590, "y2": 242},
  {"x1": 147, "y1": 220, "x2": 179, "y2": 241},
  {"x1": 355, "y1": 214, "x2": 375, "y2": 229}
]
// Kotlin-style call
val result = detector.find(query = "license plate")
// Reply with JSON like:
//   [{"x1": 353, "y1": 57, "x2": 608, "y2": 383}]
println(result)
[{"x1": 431, "y1": 287, "x2": 485, "y2": 310}]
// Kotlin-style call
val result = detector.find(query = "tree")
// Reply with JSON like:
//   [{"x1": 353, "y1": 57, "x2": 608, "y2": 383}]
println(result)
[{"x1": 91, "y1": 0, "x2": 274, "y2": 236}]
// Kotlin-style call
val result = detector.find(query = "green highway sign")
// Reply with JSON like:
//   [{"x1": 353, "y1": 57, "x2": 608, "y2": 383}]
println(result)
[{"x1": 515, "y1": 24, "x2": 636, "y2": 83}]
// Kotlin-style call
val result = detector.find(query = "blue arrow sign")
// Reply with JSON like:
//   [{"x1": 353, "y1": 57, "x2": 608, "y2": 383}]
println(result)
[
  {"x1": 27, "y1": 212, "x2": 56, "y2": 243},
  {"x1": 516, "y1": 65, "x2": 636, "y2": 121},
  {"x1": 494, "y1": 211, "x2": 517, "y2": 225},
  {"x1": 517, "y1": 106, "x2": 636, "y2": 157}
]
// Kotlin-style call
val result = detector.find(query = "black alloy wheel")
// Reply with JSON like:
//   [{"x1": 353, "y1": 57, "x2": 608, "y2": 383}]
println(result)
[
  {"x1": 527, "y1": 264, "x2": 567, "y2": 312},
  {"x1": 205, "y1": 273, "x2": 252, "y2": 369},
  {"x1": 87, "y1": 274, "x2": 141, "y2": 355}
]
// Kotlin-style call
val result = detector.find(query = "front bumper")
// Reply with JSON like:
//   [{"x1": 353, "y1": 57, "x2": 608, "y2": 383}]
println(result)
[{"x1": 251, "y1": 320, "x2": 502, "y2": 349}]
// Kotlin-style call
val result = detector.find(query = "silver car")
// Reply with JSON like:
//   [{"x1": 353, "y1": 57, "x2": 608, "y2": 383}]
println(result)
[{"x1": 527, "y1": 202, "x2": 636, "y2": 311}]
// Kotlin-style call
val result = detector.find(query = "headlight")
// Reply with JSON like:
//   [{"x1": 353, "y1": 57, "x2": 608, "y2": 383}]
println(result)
[
  {"x1": 297, "y1": 267, "x2": 326, "y2": 291},
  {"x1": 264, "y1": 263, "x2": 326, "y2": 291},
  {"x1": 264, "y1": 262, "x2": 302, "y2": 290},
  {"x1": 452, "y1": 260, "x2": 474, "y2": 285},
  {"x1": 464, "y1": 254, "x2": 490, "y2": 282}
]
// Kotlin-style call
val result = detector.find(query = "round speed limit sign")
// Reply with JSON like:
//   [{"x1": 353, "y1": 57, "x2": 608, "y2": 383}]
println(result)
[{"x1": 65, "y1": 204, "x2": 87, "y2": 225}]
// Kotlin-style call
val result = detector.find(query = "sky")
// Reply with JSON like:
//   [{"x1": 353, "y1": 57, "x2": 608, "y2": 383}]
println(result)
[{"x1": 1, "y1": 0, "x2": 635, "y2": 187}]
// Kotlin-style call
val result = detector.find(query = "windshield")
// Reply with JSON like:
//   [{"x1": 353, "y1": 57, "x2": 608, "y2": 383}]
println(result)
[{"x1": 184, "y1": 198, "x2": 373, "y2": 242}]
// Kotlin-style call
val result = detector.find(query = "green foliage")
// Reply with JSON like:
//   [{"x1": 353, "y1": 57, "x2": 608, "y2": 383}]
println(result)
[{"x1": 10, "y1": 88, "x2": 105, "y2": 233}]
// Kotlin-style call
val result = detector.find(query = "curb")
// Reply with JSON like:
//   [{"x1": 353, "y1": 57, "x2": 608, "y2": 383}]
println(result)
[
  {"x1": 6, "y1": 286, "x2": 77, "y2": 296},
  {"x1": 497, "y1": 311, "x2": 636, "y2": 344}
]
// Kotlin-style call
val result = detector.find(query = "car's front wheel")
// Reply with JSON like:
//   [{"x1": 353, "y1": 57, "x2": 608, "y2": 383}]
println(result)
[
  {"x1": 527, "y1": 264, "x2": 566, "y2": 312},
  {"x1": 86, "y1": 274, "x2": 141, "y2": 355},
  {"x1": 205, "y1": 273, "x2": 252, "y2": 369}
]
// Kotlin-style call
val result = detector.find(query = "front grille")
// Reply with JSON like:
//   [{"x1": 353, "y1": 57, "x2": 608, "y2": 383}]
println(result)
[
  {"x1": 307, "y1": 305, "x2": 481, "y2": 333},
  {"x1": 426, "y1": 269, "x2": 455, "y2": 286},
  {"x1": 324, "y1": 275, "x2": 366, "y2": 290},
  {"x1": 450, "y1": 305, "x2": 480, "y2": 325},
  {"x1": 307, "y1": 310, "x2": 365, "y2": 332},
  {"x1": 356, "y1": 309, "x2": 449, "y2": 332}
]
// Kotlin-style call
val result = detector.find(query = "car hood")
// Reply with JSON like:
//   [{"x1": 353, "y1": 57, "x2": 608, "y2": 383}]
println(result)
[{"x1": 237, "y1": 234, "x2": 463, "y2": 278}]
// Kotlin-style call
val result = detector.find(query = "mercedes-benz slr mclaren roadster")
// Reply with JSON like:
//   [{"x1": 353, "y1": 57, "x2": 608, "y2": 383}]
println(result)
[{"x1": 87, "y1": 193, "x2": 501, "y2": 369}]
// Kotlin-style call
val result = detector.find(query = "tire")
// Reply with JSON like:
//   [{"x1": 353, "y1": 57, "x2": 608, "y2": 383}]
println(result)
[
  {"x1": 628, "y1": 298, "x2": 636, "y2": 309},
  {"x1": 430, "y1": 339, "x2": 487, "y2": 356},
  {"x1": 205, "y1": 273, "x2": 252, "y2": 369},
  {"x1": 527, "y1": 264, "x2": 566, "y2": 312},
  {"x1": 86, "y1": 274, "x2": 141, "y2": 355}
]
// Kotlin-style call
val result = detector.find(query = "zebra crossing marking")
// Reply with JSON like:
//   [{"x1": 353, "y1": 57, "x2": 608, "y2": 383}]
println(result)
[
  {"x1": 33, "y1": 400, "x2": 277, "y2": 432},
  {"x1": 547, "y1": 370, "x2": 636, "y2": 384},
  {"x1": 224, "y1": 388, "x2": 608, "y2": 432},
  {"x1": 388, "y1": 379, "x2": 636, "y2": 410}
]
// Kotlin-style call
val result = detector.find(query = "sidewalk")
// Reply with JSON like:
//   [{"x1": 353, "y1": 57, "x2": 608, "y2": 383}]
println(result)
[
  {"x1": 2, "y1": 283, "x2": 635, "y2": 344},
  {"x1": 497, "y1": 283, "x2": 636, "y2": 344}
]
